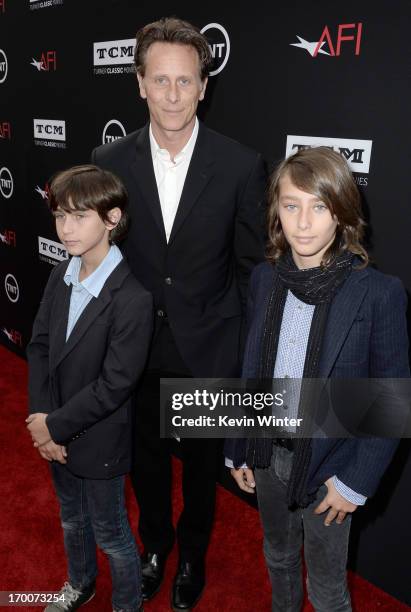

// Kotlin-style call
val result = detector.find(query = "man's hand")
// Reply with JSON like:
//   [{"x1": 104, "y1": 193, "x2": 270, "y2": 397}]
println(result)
[
  {"x1": 314, "y1": 477, "x2": 358, "y2": 526},
  {"x1": 38, "y1": 441, "x2": 67, "y2": 463},
  {"x1": 26, "y1": 413, "x2": 51, "y2": 447},
  {"x1": 230, "y1": 467, "x2": 256, "y2": 494}
]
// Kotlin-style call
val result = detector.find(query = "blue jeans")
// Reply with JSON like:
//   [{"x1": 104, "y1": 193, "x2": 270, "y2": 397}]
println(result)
[
  {"x1": 254, "y1": 444, "x2": 352, "y2": 612},
  {"x1": 51, "y1": 463, "x2": 141, "y2": 611}
]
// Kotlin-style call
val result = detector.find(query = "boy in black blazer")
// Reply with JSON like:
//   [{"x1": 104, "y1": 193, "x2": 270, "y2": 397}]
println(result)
[
  {"x1": 226, "y1": 147, "x2": 410, "y2": 611},
  {"x1": 26, "y1": 165, "x2": 152, "y2": 612}
]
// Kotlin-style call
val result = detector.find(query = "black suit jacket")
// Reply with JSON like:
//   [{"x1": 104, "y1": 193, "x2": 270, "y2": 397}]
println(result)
[
  {"x1": 92, "y1": 122, "x2": 266, "y2": 376},
  {"x1": 27, "y1": 259, "x2": 153, "y2": 478}
]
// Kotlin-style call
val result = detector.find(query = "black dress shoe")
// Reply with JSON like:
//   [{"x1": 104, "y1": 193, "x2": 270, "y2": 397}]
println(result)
[
  {"x1": 171, "y1": 561, "x2": 205, "y2": 611},
  {"x1": 141, "y1": 552, "x2": 167, "y2": 601}
]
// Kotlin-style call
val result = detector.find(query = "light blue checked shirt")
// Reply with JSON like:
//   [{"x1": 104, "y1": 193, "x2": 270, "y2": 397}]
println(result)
[
  {"x1": 63, "y1": 245, "x2": 123, "y2": 340},
  {"x1": 227, "y1": 289, "x2": 367, "y2": 506}
]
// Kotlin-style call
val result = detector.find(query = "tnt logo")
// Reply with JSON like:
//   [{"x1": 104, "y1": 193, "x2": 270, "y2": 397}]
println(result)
[
  {"x1": 0, "y1": 121, "x2": 11, "y2": 139},
  {"x1": 30, "y1": 51, "x2": 57, "y2": 71},
  {"x1": 291, "y1": 23, "x2": 363, "y2": 57},
  {"x1": 0, "y1": 166, "x2": 13, "y2": 199},
  {"x1": 0, "y1": 229, "x2": 16, "y2": 246},
  {"x1": 0, "y1": 48, "x2": 8, "y2": 83},
  {"x1": 0, "y1": 0, "x2": 5, "y2": 14},
  {"x1": 2, "y1": 328, "x2": 22, "y2": 346},
  {"x1": 102, "y1": 119, "x2": 126, "y2": 144},
  {"x1": 201, "y1": 23, "x2": 230, "y2": 76},
  {"x1": 4, "y1": 273, "x2": 19, "y2": 303}
]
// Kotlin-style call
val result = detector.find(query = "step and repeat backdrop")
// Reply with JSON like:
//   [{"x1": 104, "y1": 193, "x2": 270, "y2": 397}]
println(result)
[{"x1": 1, "y1": 0, "x2": 410, "y2": 604}]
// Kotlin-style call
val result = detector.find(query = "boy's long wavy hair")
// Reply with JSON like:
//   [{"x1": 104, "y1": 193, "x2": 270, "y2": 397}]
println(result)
[{"x1": 267, "y1": 146, "x2": 368, "y2": 267}]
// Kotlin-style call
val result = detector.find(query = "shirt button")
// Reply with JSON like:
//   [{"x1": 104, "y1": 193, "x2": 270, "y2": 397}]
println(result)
[
  {"x1": 297, "y1": 305, "x2": 303, "y2": 310},
  {"x1": 165, "y1": 277, "x2": 172, "y2": 285}
]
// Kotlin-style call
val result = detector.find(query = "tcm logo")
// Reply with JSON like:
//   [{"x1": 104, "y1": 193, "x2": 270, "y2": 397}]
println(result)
[
  {"x1": 38, "y1": 236, "x2": 68, "y2": 262},
  {"x1": 2, "y1": 328, "x2": 22, "y2": 347},
  {"x1": 291, "y1": 23, "x2": 363, "y2": 57},
  {"x1": 102, "y1": 119, "x2": 126, "y2": 144},
  {"x1": 93, "y1": 39, "x2": 135, "y2": 66},
  {"x1": 0, "y1": 121, "x2": 11, "y2": 139},
  {"x1": 201, "y1": 23, "x2": 230, "y2": 76},
  {"x1": 0, "y1": 229, "x2": 16, "y2": 246},
  {"x1": 30, "y1": 51, "x2": 57, "y2": 71},
  {"x1": 33, "y1": 119, "x2": 66, "y2": 141},
  {"x1": 0, "y1": 0, "x2": 5, "y2": 14},
  {"x1": 285, "y1": 136, "x2": 373, "y2": 174},
  {"x1": 35, "y1": 184, "x2": 49, "y2": 200},
  {"x1": 0, "y1": 167, "x2": 13, "y2": 199},
  {"x1": 0, "y1": 48, "x2": 8, "y2": 83},
  {"x1": 4, "y1": 273, "x2": 19, "y2": 303}
]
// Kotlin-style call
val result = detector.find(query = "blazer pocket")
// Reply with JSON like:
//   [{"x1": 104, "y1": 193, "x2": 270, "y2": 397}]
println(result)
[{"x1": 336, "y1": 316, "x2": 371, "y2": 365}]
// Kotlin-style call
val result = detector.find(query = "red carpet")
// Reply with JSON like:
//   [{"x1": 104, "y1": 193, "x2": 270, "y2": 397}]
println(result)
[{"x1": 0, "y1": 344, "x2": 409, "y2": 611}]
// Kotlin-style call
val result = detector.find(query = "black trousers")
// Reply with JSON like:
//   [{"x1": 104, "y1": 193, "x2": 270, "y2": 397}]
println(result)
[{"x1": 130, "y1": 320, "x2": 221, "y2": 564}]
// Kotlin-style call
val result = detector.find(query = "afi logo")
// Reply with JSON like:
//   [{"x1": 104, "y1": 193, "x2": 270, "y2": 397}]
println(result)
[
  {"x1": 0, "y1": 121, "x2": 11, "y2": 139},
  {"x1": 35, "y1": 184, "x2": 49, "y2": 200},
  {"x1": 2, "y1": 328, "x2": 22, "y2": 346},
  {"x1": 31, "y1": 51, "x2": 57, "y2": 71},
  {"x1": 0, "y1": 0, "x2": 5, "y2": 14},
  {"x1": 0, "y1": 229, "x2": 16, "y2": 246},
  {"x1": 291, "y1": 23, "x2": 363, "y2": 57}
]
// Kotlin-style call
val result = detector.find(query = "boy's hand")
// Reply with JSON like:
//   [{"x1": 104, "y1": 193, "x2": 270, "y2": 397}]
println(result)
[
  {"x1": 26, "y1": 413, "x2": 52, "y2": 447},
  {"x1": 230, "y1": 467, "x2": 256, "y2": 493},
  {"x1": 38, "y1": 441, "x2": 67, "y2": 463},
  {"x1": 314, "y1": 477, "x2": 358, "y2": 526}
]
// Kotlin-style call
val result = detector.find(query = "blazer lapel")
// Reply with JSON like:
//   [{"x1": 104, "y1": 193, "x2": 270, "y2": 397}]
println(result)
[
  {"x1": 50, "y1": 260, "x2": 130, "y2": 371},
  {"x1": 168, "y1": 123, "x2": 215, "y2": 245},
  {"x1": 130, "y1": 124, "x2": 166, "y2": 240},
  {"x1": 319, "y1": 268, "x2": 369, "y2": 377},
  {"x1": 49, "y1": 280, "x2": 71, "y2": 370}
]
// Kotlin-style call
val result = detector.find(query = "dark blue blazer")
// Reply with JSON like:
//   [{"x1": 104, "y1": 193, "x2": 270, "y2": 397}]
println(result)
[{"x1": 225, "y1": 261, "x2": 410, "y2": 497}]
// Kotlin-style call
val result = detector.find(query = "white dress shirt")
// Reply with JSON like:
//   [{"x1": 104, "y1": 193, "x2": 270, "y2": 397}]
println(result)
[{"x1": 149, "y1": 118, "x2": 199, "y2": 242}]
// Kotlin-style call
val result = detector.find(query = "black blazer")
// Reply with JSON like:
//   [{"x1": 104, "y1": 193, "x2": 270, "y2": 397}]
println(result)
[
  {"x1": 225, "y1": 262, "x2": 410, "y2": 497},
  {"x1": 27, "y1": 259, "x2": 153, "y2": 479},
  {"x1": 92, "y1": 122, "x2": 266, "y2": 377}
]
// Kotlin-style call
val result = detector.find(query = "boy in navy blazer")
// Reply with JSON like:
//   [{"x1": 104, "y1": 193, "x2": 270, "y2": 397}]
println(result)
[
  {"x1": 226, "y1": 147, "x2": 409, "y2": 611},
  {"x1": 26, "y1": 165, "x2": 152, "y2": 612}
]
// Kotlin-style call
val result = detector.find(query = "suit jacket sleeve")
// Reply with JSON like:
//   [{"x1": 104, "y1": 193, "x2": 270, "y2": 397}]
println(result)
[
  {"x1": 46, "y1": 290, "x2": 153, "y2": 444},
  {"x1": 335, "y1": 277, "x2": 410, "y2": 496},
  {"x1": 234, "y1": 153, "x2": 267, "y2": 313},
  {"x1": 27, "y1": 265, "x2": 60, "y2": 415}
]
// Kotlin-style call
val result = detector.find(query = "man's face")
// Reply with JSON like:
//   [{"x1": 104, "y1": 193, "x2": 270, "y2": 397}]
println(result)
[
  {"x1": 278, "y1": 172, "x2": 338, "y2": 269},
  {"x1": 137, "y1": 42, "x2": 207, "y2": 137}
]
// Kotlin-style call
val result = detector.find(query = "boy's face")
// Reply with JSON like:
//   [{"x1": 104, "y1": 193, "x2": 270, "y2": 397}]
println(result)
[
  {"x1": 53, "y1": 204, "x2": 120, "y2": 262},
  {"x1": 278, "y1": 172, "x2": 338, "y2": 269}
]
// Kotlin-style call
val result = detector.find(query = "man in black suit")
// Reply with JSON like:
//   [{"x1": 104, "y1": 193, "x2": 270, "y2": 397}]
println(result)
[{"x1": 92, "y1": 16, "x2": 266, "y2": 610}]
